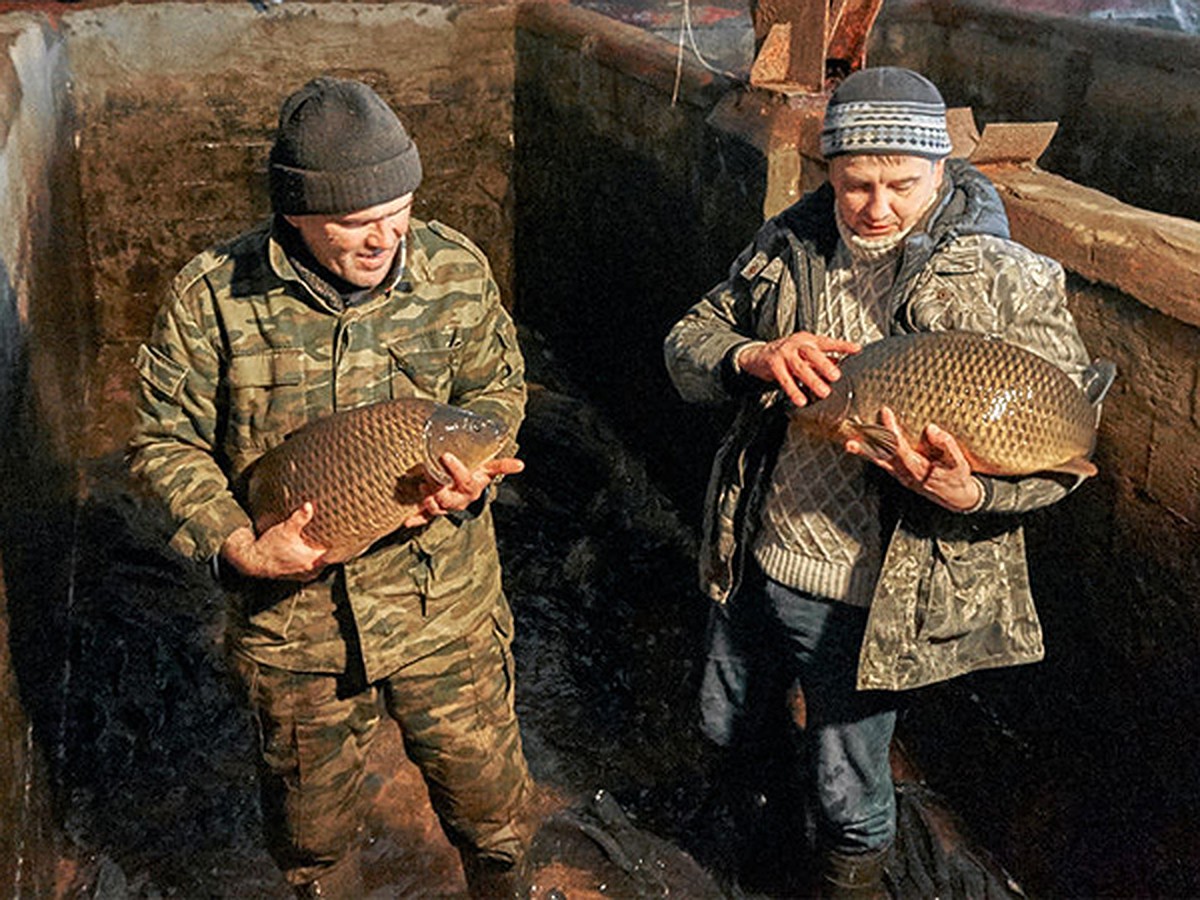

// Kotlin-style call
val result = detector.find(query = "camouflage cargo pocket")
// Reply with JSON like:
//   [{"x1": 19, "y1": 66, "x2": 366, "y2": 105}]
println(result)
[
  {"x1": 387, "y1": 330, "x2": 462, "y2": 402},
  {"x1": 469, "y1": 611, "x2": 517, "y2": 728},
  {"x1": 226, "y1": 348, "x2": 306, "y2": 446},
  {"x1": 917, "y1": 533, "x2": 1007, "y2": 641},
  {"x1": 136, "y1": 344, "x2": 188, "y2": 400}
]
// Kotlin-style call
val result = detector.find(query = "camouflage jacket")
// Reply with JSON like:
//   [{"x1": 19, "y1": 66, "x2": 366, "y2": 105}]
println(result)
[
  {"x1": 664, "y1": 159, "x2": 1091, "y2": 692},
  {"x1": 129, "y1": 217, "x2": 526, "y2": 681}
]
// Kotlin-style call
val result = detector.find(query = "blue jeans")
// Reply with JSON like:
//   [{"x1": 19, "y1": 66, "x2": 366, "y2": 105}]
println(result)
[{"x1": 762, "y1": 576, "x2": 897, "y2": 855}]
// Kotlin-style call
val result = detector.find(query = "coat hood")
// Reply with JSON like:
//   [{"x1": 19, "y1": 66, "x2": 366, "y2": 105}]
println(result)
[{"x1": 928, "y1": 157, "x2": 1010, "y2": 243}]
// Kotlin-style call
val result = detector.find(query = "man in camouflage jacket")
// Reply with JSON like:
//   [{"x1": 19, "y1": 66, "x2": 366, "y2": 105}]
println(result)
[
  {"x1": 129, "y1": 77, "x2": 531, "y2": 899},
  {"x1": 664, "y1": 68, "x2": 1094, "y2": 897}
]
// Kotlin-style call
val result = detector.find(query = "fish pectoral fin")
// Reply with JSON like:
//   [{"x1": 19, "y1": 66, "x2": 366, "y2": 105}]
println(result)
[
  {"x1": 1082, "y1": 358, "x2": 1118, "y2": 429},
  {"x1": 845, "y1": 421, "x2": 898, "y2": 460},
  {"x1": 394, "y1": 472, "x2": 427, "y2": 506},
  {"x1": 1047, "y1": 457, "x2": 1098, "y2": 479}
]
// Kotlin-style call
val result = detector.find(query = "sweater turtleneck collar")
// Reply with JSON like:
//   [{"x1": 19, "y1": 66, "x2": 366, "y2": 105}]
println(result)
[{"x1": 833, "y1": 174, "x2": 946, "y2": 263}]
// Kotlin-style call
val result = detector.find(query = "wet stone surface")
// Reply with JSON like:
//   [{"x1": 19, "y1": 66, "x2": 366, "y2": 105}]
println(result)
[
  {"x1": 23, "y1": 330, "x2": 723, "y2": 897},
  {"x1": 15, "y1": 329, "x2": 1021, "y2": 899}
]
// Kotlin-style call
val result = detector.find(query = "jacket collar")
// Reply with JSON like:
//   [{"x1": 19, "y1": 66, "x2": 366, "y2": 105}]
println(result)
[
  {"x1": 777, "y1": 181, "x2": 840, "y2": 259},
  {"x1": 266, "y1": 216, "x2": 432, "y2": 312},
  {"x1": 404, "y1": 219, "x2": 434, "y2": 285}
]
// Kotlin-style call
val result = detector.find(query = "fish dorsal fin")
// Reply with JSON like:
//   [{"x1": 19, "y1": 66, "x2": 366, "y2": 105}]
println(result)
[{"x1": 1082, "y1": 359, "x2": 1117, "y2": 407}]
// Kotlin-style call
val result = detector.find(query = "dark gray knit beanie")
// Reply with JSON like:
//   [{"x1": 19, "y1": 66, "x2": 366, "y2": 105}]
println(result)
[
  {"x1": 820, "y1": 67, "x2": 951, "y2": 160},
  {"x1": 269, "y1": 77, "x2": 423, "y2": 215}
]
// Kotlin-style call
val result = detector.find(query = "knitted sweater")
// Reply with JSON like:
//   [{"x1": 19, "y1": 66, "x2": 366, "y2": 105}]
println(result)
[{"x1": 752, "y1": 214, "x2": 909, "y2": 605}]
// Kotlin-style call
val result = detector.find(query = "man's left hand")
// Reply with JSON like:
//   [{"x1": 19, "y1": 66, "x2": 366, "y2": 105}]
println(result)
[
  {"x1": 402, "y1": 453, "x2": 524, "y2": 528},
  {"x1": 846, "y1": 406, "x2": 984, "y2": 513}
]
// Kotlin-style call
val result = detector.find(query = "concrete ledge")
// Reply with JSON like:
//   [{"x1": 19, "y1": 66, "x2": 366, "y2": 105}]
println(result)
[
  {"x1": 981, "y1": 164, "x2": 1200, "y2": 329},
  {"x1": 912, "y1": 0, "x2": 1200, "y2": 67},
  {"x1": 874, "y1": 0, "x2": 1200, "y2": 221},
  {"x1": 516, "y1": 1, "x2": 733, "y2": 108}
]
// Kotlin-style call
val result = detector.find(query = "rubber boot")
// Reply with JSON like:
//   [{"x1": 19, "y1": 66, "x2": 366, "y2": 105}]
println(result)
[
  {"x1": 292, "y1": 852, "x2": 365, "y2": 900},
  {"x1": 461, "y1": 853, "x2": 530, "y2": 900},
  {"x1": 817, "y1": 845, "x2": 889, "y2": 899}
]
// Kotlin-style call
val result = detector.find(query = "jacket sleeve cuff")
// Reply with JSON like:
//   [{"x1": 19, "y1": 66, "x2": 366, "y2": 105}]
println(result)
[
  {"x1": 961, "y1": 475, "x2": 991, "y2": 514},
  {"x1": 447, "y1": 483, "x2": 494, "y2": 525},
  {"x1": 720, "y1": 340, "x2": 767, "y2": 393},
  {"x1": 972, "y1": 472, "x2": 1074, "y2": 515},
  {"x1": 168, "y1": 495, "x2": 254, "y2": 563}
]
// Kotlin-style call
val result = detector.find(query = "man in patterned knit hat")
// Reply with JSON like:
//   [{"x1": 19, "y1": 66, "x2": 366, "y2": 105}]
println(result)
[
  {"x1": 665, "y1": 67, "x2": 1096, "y2": 897},
  {"x1": 130, "y1": 77, "x2": 532, "y2": 898}
]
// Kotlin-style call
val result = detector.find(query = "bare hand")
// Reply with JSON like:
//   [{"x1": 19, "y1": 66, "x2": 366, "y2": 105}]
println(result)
[
  {"x1": 847, "y1": 406, "x2": 984, "y2": 512},
  {"x1": 220, "y1": 502, "x2": 329, "y2": 580},
  {"x1": 737, "y1": 332, "x2": 861, "y2": 408},
  {"x1": 402, "y1": 454, "x2": 524, "y2": 528}
]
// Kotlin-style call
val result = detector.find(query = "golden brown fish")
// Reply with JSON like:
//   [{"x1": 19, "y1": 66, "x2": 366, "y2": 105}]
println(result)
[
  {"x1": 247, "y1": 398, "x2": 509, "y2": 563},
  {"x1": 792, "y1": 331, "x2": 1115, "y2": 478}
]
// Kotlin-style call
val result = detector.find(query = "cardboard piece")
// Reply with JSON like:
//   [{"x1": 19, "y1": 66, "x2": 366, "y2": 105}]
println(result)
[{"x1": 947, "y1": 107, "x2": 1058, "y2": 166}]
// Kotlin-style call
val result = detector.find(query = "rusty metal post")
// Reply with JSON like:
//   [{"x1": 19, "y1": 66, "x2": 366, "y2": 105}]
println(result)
[
  {"x1": 749, "y1": 0, "x2": 828, "y2": 92},
  {"x1": 744, "y1": 0, "x2": 884, "y2": 218}
]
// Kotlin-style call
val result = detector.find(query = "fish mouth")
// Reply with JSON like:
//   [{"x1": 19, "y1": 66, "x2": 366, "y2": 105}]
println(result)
[
  {"x1": 791, "y1": 377, "x2": 853, "y2": 434},
  {"x1": 422, "y1": 405, "x2": 508, "y2": 485}
]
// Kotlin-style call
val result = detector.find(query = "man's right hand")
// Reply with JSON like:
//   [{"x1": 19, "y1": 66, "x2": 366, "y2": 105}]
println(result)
[
  {"x1": 735, "y1": 332, "x2": 861, "y2": 408},
  {"x1": 220, "y1": 502, "x2": 329, "y2": 581}
]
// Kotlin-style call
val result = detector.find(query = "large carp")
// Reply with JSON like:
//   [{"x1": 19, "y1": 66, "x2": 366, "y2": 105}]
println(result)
[
  {"x1": 247, "y1": 398, "x2": 509, "y2": 563},
  {"x1": 793, "y1": 331, "x2": 1115, "y2": 478}
]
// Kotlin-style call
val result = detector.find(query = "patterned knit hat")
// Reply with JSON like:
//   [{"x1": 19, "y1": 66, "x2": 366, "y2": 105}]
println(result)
[
  {"x1": 820, "y1": 67, "x2": 952, "y2": 160},
  {"x1": 269, "y1": 77, "x2": 423, "y2": 215}
]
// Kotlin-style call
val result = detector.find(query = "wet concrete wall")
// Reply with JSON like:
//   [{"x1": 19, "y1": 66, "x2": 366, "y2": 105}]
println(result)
[
  {"x1": 63, "y1": 0, "x2": 518, "y2": 458},
  {"x1": 0, "y1": 1, "x2": 519, "y2": 891},
  {"x1": 515, "y1": 3, "x2": 762, "y2": 518},
  {"x1": 514, "y1": 4, "x2": 1200, "y2": 897},
  {"x1": 873, "y1": 0, "x2": 1200, "y2": 221},
  {"x1": 0, "y1": 12, "x2": 93, "y2": 896}
]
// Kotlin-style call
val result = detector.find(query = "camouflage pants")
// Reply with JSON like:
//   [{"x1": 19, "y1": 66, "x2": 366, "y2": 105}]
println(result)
[{"x1": 230, "y1": 612, "x2": 533, "y2": 887}]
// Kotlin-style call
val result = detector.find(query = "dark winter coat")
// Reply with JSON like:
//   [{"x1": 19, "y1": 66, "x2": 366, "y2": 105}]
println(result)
[{"x1": 664, "y1": 159, "x2": 1092, "y2": 695}]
